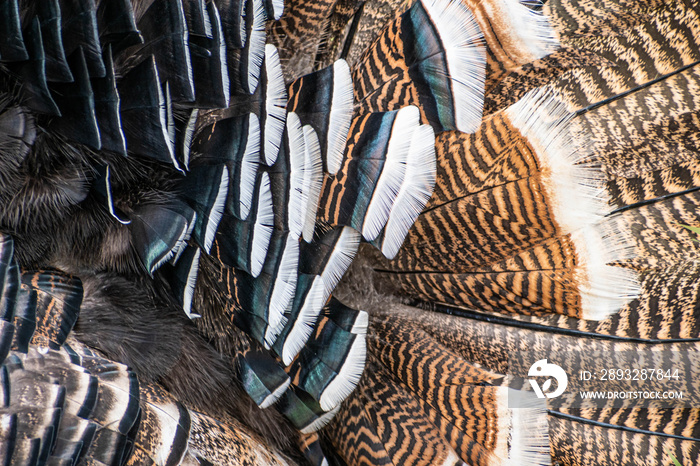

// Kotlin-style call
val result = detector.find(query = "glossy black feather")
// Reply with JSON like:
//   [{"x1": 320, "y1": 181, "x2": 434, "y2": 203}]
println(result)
[
  {"x1": 0, "y1": 0, "x2": 27, "y2": 62},
  {"x1": 57, "y1": 0, "x2": 105, "y2": 78},
  {"x1": 7, "y1": 18, "x2": 60, "y2": 114},
  {"x1": 35, "y1": 0, "x2": 73, "y2": 82},
  {"x1": 48, "y1": 48, "x2": 101, "y2": 149}
]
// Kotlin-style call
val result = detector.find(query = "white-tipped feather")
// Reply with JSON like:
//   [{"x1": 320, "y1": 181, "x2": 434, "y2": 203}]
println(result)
[
  {"x1": 152, "y1": 218, "x2": 190, "y2": 274},
  {"x1": 0, "y1": 413, "x2": 11, "y2": 433},
  {"x1": 239, "y1": 0, "x2": 247, "y2": 47},
  {"x1": 505, "y1": 87, "x2": 610, "y2": 233},
  {"x1": 265, "y1": 235, "x2": 300, "y2": 348},
  {"x1": 165, "y1": 83, "x2": 177, "y2": 159},
  {"x1": 301, "y1": 126, "x2": 324, "y2": 242},
  {"x1": 300, "y1": 405, "x2": 341, "y2": 435},
  {"x1": 263, "y1": 45, "x2": 287, "y2": 165},
  {"x1": 156, "y1": 64, "x2": 168, "y2": 146},
  {"x1": 270, "y1": 0, "x2": 284, "y2": 20},
  {"x1": 201, "y1": 0, "x2": 213, "y2": 38},
  {"x1": 182, "y1": 109, "x2": 199, "y2": 170},
  {"x1": 319, "y1": 335, "x2": 367, "y2": 411},
  {"x1": 75, "y1": 357, "x2": 137, "y2": 427},
  {"x1": 155, "y1": 73, "x2": 181, "y2": 172},
  {"x1": 177, "y1": 0, "x2": 196, "y2": 100},
  {"x1": 203, "y1": 167, "x2": 229, "y2": 253},
  {"x1": 172, "y1": 211, "x2": 197, "y2": 263},
  {"x1": 381, "y1": 124, "x2": 436, "y2": 259},
  {"x1": 326, "y1": 60, "x2": 354, "y2": 175},
  {"x1": 320, "y1": 227, "x2": 360, "y2": 298},
  {"x1": 420, "y1": 0, "x2": 486, "y2": 133},
  {"x1": 148, "y1": 398, "x2": 187, "y2": 465},
  {"x1": 286, "y1": 113, "x2": 307, "y2": 238},
  {"x1": 443, "y1": 451, "x2": 465, "y2": 466},
  {"x1": 104, "y1": 166, "x2": 131, "y2": 225},
  {"x1": 259, "y1": 377, "x2": 291, "y2": 409},
  {"x1": 251, "y1": 172, "x2": 274, "y2": 278},
  {"x1": 362, "y1": 106, "x2": 419, "y2": 240},
  {"x1": 246, "y1": 0, "x2": 267, "y2": 93},
  {"x1": 153, "y1": 210, "x2": 194, "y2": 273},
  {"x1": 183, "y1": 248, "x2": 202, "y2": 319},
  {"x1": 148, "y1": 242, "x2": 176, "y2": 275},
  {"x1": 23, "y1": 351, "x2": 94, "y2": 416},
  {"x1": 571, "y1": 219, "x2": 640, "y2": 320},
  {"x1": 351, "y1": 310, "x2": 368, "y2": 336},
  {"x1": 240, "y1": 114, "x2": 261, "y2": 220},
  {"x1": 108, "y1": 72, "x2": 127, "y2": 155},
  {"x1": 282, "y1": 276, "x2": 327, "y2": 365},
  {"x1": 209, "y1": 2, "x2": 230, "y2": 106},
  {"x1": 281, "y1": 120, "x2": 322, "y2": 242},
  {"x1": 494, "y1": 389, "x2": 550, "y2": 466},
  {"x1": 496, "y1": 0, "x2": 560, "y2": 61}
]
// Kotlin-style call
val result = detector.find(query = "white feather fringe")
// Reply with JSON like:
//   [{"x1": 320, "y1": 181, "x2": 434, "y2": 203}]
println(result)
[
  {"x1": 302, "y1": 126, "x2": 324, "y2": 242},
  {"x1": 246, "y1": 0, "x2": 267, "y2": 93},
  {"x1": 497, "y1": 0, "x2": 560, "y2": 61},
  {"x1": 326, "y1": 60, "x2": 354, "y2": 175},
  {"x1": 300, "y1": 405, "x2": 341, "y2": 434},
  {"x1": 265, "y1": 234, "x2": 299, "y2": 348},
  {"x1": 251, "y1": 172, "x2": 274, "y2": 278},
  {"x1": 264, "y1": 44, "x2": 287, "y2": 165},
  {"x1": 494, "y1": 389, "x2": 550, "y2": 466},
  {"x1": 571, "y1": 219, "x2": 640, "y2": 320},
  {"x1": 282, "y1": 276, "x2": 327, "y2": 365},
  {"x1": 182, "y1": 109, "x2": 199, "y2": 171},
  {"x1": 420, "y1": 0, "x2": 486, "y2": 133},
  {"x1": 320, "y1": 227, "x2": 361, "y2": 299},
  {"x1": 183, "y1": 248, "x2": 202, "y2": 319},
  {"x1": 239, "y1": 113, "x2": 261, "y2": 220},
  {"x1": 381, "y1": 123, "x2": 436, "y2": 259},
  {"x1": 286, "y1": 113, "x2": 306, "y2": 238},
  {"x1": 259, "y1": 378, "x2": 291, "y2": 410},
  {"x1": 319, "y1": 334, "x2": 367, "y2": 412},
  {"x1": 505, "y1": 87, "x2": 610, "y2": 234},
  {"x1": 209, "y1": 2, "x2": 230, "y2": 106},
  {"x1": 362, "y1": 106, "x2": 419, "y2": 241},
  {"x1": 203, "y1": 167, "x2": 229, "y2": 253}
]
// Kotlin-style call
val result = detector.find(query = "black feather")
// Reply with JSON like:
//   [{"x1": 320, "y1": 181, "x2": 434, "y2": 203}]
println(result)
[
  {"x1": 0, "y1": 0, "x2": 27, "y2": 62},
  {"x1": 6, "y1": 18, "x2": 60, "y2": 114},
  {"x1": 35, "y1": 0, "x2": 73, "y2": 83},
  {"x1": 48, "y1": 48, "x2": 101, "y2": 149}
]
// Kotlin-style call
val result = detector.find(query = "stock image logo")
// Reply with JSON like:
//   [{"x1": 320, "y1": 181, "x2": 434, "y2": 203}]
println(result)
[{"x1": 528, "y1": 359, "x2": 568, "y2": 399}]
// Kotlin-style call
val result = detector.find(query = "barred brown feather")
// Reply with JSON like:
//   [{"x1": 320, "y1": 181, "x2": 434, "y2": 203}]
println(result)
[{"x1": 268, "y1": 0, "x2": 338, "y2": 78}]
